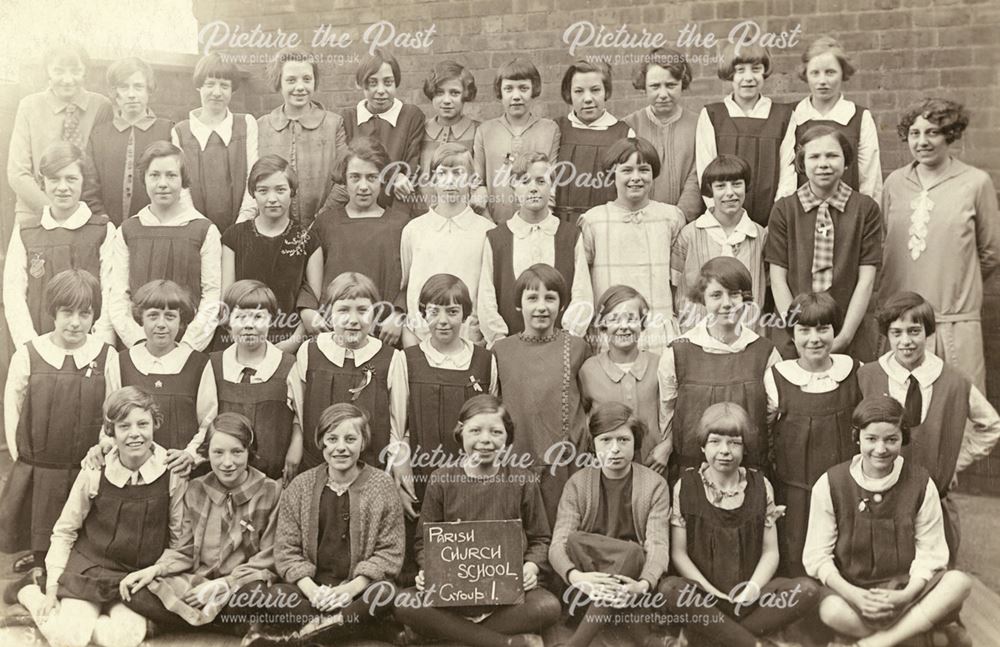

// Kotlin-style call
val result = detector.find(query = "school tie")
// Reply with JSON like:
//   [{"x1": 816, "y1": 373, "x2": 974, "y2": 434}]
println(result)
[
  {"x1": 811, "y1": 201, "x2": 834, "y2": 292},
  {"x1": 904, "y1": 374, "x2": 923, "y2": 427},
  {"x1": 122, "y1": 127, "x2": 136, "y2": 218},
  {"x1": 239, "y1": 367, "x2": 256, "y2": 384},
  {"x1": 62, "y1": 104, "x2": 82, "y2": 148}
]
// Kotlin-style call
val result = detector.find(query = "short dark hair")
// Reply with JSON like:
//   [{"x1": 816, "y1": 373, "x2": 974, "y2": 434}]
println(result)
[
  {"x1": 689, "y1": 257, "x2": 753, "y2": 305},
  {"x1": 588, "y1": 401, "x2": 646, "y2": 457},
  {"x1": 494, "y1": 58, "x2": 542, "y2": 99},
  {"x1": 875, "y1": 291, "x2": 936, "y2": 337},
  {"x1": 338, "y1": 136, "x2": 390, "y2": 183},
  {"x1": 453, "y1": 394, "x2": 515, "y2": 447},
  {"x1": 634, "y1": 47, "x2": 692, "y2": 90},
  {"x1": 131, "y1": 279, "x2": 195, "y2": 326},
  {"x1": 514, "y1": 263, "x2": 568, "y2": 315},
  {"x1": 603, "y1": 137, "x2": 661, "y2": 179},
  {"x1": 423, "y1": 59, "x2": 477, "y2": 102},
  {"x1": 198, "y1": 412, "x2": 257, "y2": 462},
  {"x1": 700, "y1": 154, "x2": 752, "y2": 198},
  {"x1": 717, "y1": 42, "x2": 772, "y2": 81},
  {"x1": 138, "y1": 140, "x2": 189, "y2": 189},
  {"x1": 268, "y1": 48, "x2": 318, "y2": 93},
  {"x1": 248, "y1": 154, "x2": 298, "y2": 197},
  {"x1": 696, "y1": 402, "x2": 754, "y2": 448},
  {"x1": 107, "y1": 57, "x2": 156, "y2": 95},
  {"x1": 193, "y1": 52, "x2": 241, "y2": 91},
  {"x1": 418, "y1": 274, "x2": 473, "y2": 320},
  {"x1": 794, "y1": 125, "x2": 855, "y2": 175},
  {"x1": 223, "y1": 279, "x2": 279, "y2": 320},
  {"x1": 561, "y1": 59, "x2": 613, "y2": 104},
  {"x1": 851, "y1": 395, "x2": 910, "y2": 446},
  {"x1": 45, "y1": 269, "x2": 101, "y2": 320},
  {"x1": 787, "y1": 291, "x2": 842, "y2": 334},
  {"x1": 356, "y1": 48, "x2": 400, "y2": 88},
  {"x1": 315, "y1": 403, "x2": 371, "y2": 453},
  {"x1": 897, "y1": 98, "x2": 970, "y2": 144}
]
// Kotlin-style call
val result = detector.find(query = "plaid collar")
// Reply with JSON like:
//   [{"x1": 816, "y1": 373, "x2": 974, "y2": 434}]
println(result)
[{"x1": 797, "y1": 181, "x2": 853, "y2": 214}]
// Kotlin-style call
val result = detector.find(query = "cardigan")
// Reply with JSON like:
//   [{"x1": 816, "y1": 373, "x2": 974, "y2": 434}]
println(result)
[
  {"x1": 549, "y1": 464, "x2": 670, "y2": 586},
  {"x1": 274, "y1": 464, "x2": 404, "y2": 584}
]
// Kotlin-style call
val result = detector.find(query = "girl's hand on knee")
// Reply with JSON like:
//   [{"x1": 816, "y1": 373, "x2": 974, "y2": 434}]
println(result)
[
  {"x1": 119, "y1": 566, "x2": 161, "y2": 602},
  {"x1": 522, "y1": 562, "x2": 539, "y2": 592},
  {"x1": 37, "y1": 592, "x2": 59, "y2": 619},
  {"x1": 415, "y1": 570, "x2": 425, "y2": 592}
]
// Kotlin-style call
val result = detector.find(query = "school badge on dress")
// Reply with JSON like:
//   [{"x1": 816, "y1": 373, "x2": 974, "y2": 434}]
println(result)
[{"x1": 29, "y1": 254, "x2": 45, "y2": 279}]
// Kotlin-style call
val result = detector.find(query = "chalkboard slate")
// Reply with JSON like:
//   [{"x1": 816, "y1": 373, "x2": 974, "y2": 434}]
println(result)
[{"x1": 422, "y1": 519, "x2": 525, "y2": 607}]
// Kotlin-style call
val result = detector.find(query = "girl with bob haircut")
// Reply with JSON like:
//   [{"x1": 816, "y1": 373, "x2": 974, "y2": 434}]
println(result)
[
  {"x1": 580, "y1": 285, "x2": 671, "y2": 471},
  {"x1": 879, "y1": 98, "x2": 999, "y2": 397},
  {"x1": 555, "y1": 60, "x2": 632, "y2": 222},
  {"x1": 117, "y1": 411, "x2": 283, "y2": 641},
  {"x1": 579, "y1": 136, "x2": 684, "y2": 354},
  {"x1": 1, "y1": 268, "x2": 117, "y2": 596},
  {"x1": 696, "y1": 42, "x2": 796, "y2": 226},
  {"x1": 258, "y1": 48, "x2": 347, "y2": 225},
  {"x1": 803, "y1": 395, "x2": 973, "y2": 647},
  {"x1": 766, "y1": 123, "x2": 882, "y2": 363},
  {"x1": 472, "y1": 57, "x2": 559, "y2": 223},
  {"x1": 110, "y1": 139, "x2": 222, "y2": 352},
  {"x1": 83, "y1": 56, "x2": 174, "y2": 226},
  {"x1": 764, "y1": 291, "x2": 861, "y2": 577},
  {"x1": 310, "y1": 136, "x2": 408, "y2": 344},
  {"x1": 16, "y1": 386, "x2": 186, "y2": 647},
  {"x1": 659, "y1": 257, "x2": 782, "y2": 480},
  {"x1": 222, "y1": 153, "x2": 322, "y2": 351},
  {"x1": 493, "y1": 263, "x2": 591, "y2": 523},
  {"x1": 549, "y1": 401, "x2": 672, "y2": 647},
  {"x1": 342, "y1": 48, "x2": 425, "y2": 212},
  {"x1": 659, "y1": 401, "x2": 819, "y2": 647},
  {"x1": 672, "y1": 153, "x2": 767, "y2": 332},
  {"x1": 172, "y1": 52, "x2": 258, "y2": 232},
  {"x1": 5, "y1": 141, "x2": 117, "y2": 346},
  {"x1": 261, "y1": 403, "x2": 404, "y2": 645},
  {"x1": 394, "y1": 394, "x2": 561, "y2": 647},
  {"x1": 790, "y1": 36, "x2": 882, "y2": 202},
  {"x1": 625, "y1": 47, "x2": 703, "y2": 221}
]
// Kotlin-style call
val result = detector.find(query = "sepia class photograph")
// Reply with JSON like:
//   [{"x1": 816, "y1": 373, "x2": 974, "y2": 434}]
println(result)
[{"x1": 0, "y1": 0, "x2": 998, "y2": 645}]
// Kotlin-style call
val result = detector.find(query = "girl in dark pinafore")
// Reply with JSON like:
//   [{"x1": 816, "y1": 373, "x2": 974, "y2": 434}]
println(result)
[
  {"x1": 763, "y1": 292, "x2": 860, "y2": 577},
  {"x1": 16, "y1": 387, "x2": 186, "y2": 647},
  {"x1": 1, "y1": 270, "x2": 116, "y2": 596},
  {"x1": 659, "y1": 402, "x2": 819, "y2": 647}
]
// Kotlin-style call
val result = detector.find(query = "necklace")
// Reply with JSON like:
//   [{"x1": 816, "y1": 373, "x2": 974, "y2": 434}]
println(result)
[{"x1": 518, "y1": 330, "x2": 558, "y2": 344}]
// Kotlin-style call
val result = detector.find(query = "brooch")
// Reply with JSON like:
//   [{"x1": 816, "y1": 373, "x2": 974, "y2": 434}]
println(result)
[
  {"x1": 348, "y1": 366, "x2": 374, "y2": 400},
  {"x1": 468, "y1": 375, "x2": 483, "y2": 393},
  {"x1": 857, "y1": 493, "x2": 884, "y2": 512}
]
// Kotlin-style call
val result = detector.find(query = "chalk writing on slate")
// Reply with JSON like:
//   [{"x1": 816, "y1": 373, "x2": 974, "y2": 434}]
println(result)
[{"x1": 423, "y1": 519, "x2": 525, "y2": 607}]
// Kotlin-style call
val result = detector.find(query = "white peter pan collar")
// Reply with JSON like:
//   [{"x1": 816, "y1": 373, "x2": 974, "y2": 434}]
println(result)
[
  {"x1": 32, "y1": 334, "x2": 106, "y2": 370},
  {"x1": 40, "y1": 202, "x2": 94, "y2": 230},
  {"x1": 774, "y1": 354, "x2": 854, "y2": 386},
  {"x1": 221, "y1": 341, "x2": 285, "y2": 383},
  {"x1": 316, "y1": 333, "x2": 383, "y2": 367}
]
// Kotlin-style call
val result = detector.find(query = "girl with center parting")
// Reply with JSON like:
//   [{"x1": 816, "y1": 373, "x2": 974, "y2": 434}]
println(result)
[
  {"x1": 82, "y1": 56, "x2": 174, "y2": 227},
  {"x1": 117, "y1": 413, "x2": 283, "y2": 640},
  {"x1": 492, "y1": 264, "x2": 590, "y2": 525},
  {"x1": 308, "y1": 137, "x2": 409, "y2": 345},
  {"x1": 472, "y1": 57, "x2": 560, "y2": 224},
  {"x1": 549, "y1": 402, "x2": 672, "y2": 647},
  {"x1": 660, "y1": 257, "x2": 781, "y2": 481},
  {"x1": 624, "y1": 47, "x2": 702, "y2": 222},
  {"x1": 0, "y1": 270, "x2": 117, "y2": 597},
  {"x1": 790, "y1": 36, "x2": 882, "y2": 203},
  {"x1": 341, "y1": 48, "x2": 426, "y2": 214},
  {"x1": 393, "y1": 394, "x2": 561, "y2": 647},
  {"x1": 763, "y1": 292, "x2": 861, "y2": 577},
  {"x1": 251, "y1": 404, "x2": 405, "y2": 646},
  {"x1": 803, "y1": 396, "x2": 973, "y2": 647},
  {"x1": 695, "y1": 42, "x2": 796, "y2": 227},
  {"x1": 578, "y1": 136, "x2": 685, "y2": 354},
  {"x1": 171, "y1": 52, "x2": 258, "y2": 233},
  {"x1": 222, "y1": 154, "x2": 322, "y2": 353},
  {"x1": 579, "y1": 285, "x2": 672, "y2": 473},
  {"x1": 554, "y1": 60, "x2": 633, "y2": 224},
  {"x1": 671, "y1": 153, "x2": 767, "y2": 333},
  {"x1": 258, "y1": 48, "x2": 348, "y2": 226},
  {"x1": 658, "y1": 402, "x2": 820, "y2": 647},
  {"x1": 766, "y1": 124, "x2": 882, "y2": 363},
  {"x1": 16, "y1": 387, "x2": 187, "y2": 647},
  {"x1": 5, "y1": 141, "x2": 116, "y2": 347}
]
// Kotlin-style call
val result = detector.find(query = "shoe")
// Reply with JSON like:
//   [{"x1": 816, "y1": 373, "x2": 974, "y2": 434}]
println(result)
[
  {"x1": 3, "y1": 567, "x2": 43, "y2": 605},
  {"x1": 0, "y1": 612, "x2": 35, "y2": 628},
  {"x1": 11, "y1": 554, "x2": 35, "y2": 574},
  {"x1": 240, "y1": 623, "x2": 297, "y2": 647},
  {"x1": 297, "y1": 612, "x2": 343, "y2": 641}
]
